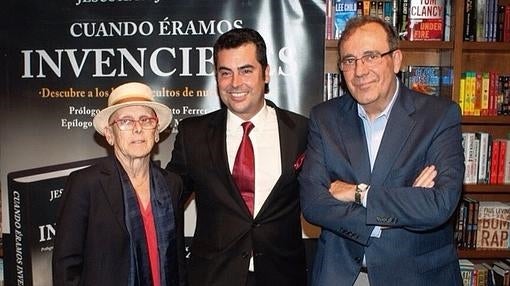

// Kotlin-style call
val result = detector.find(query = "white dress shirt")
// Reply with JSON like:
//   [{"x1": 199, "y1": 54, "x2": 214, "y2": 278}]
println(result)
[{"x1": 226, "y1": 102, "x2": 281, "y2": 271}]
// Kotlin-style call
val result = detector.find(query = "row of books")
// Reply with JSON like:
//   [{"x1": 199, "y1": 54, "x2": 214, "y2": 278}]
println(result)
[
  {"x1": 460, "y1": 259, "x2": 510, "y2": 286},
  {"x1": 326, "y1": 0, "x2": 450, "y2": 41},
  {"x1": 463, "y1": 0, "x2": 510, "y2": 42},
  {"x1": 463, "y1": 132, "x2": 510, "y2": 185},
  {"x1": 323, "y1": 66, "x2": 452, "y2": 102},
  {"x1": 455, "y1": 198, "x2": 510, "y2": 250},
  {"x1": 324, "y1": 72, "x2": 344, "y2": 101},
  {"x1": 459, "y1": 72, "x2": 510, "y2": 116}
]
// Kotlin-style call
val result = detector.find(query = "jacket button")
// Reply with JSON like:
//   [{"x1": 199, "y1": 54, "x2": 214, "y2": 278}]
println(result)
[
  {"x1": 252, "y1": 223, "x2": 261, "y2": 228},
  {"x1": 242, "y1": 251, "x2": 250, "y2": 259},
  {"x1": 354, "y1": 257, "x2": 361, "y2": 263}
]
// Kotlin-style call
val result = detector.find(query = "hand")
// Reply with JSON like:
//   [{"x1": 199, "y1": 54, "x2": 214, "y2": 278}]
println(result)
[
  {"x1": 329, "y1": 180, "x2": 356, "y2": 202},
  {"x1": 413, "y1": 165, "x2": 437, "y2": 188}
]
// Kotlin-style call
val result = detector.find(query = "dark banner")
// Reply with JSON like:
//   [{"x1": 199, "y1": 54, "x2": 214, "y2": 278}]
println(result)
[{"x1": 2, "y1": 1, "x2": 324, "y2": 285}]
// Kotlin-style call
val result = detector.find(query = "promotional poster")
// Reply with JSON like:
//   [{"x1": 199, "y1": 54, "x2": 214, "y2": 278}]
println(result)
[{"x1": 2, "y1": 1, "x2": 325, "y2": 285}]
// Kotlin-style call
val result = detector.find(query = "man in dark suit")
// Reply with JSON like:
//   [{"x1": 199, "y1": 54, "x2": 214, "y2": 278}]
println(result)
[
  {"x1": 166, "y1": 28, "x2": 308, "y2": 286},
  {"x1": 299, "y1": 16, "x2": 465, "y2": 286},
  {"x1": 53, "y1": 82, "x2": 186, "y2": 286}
]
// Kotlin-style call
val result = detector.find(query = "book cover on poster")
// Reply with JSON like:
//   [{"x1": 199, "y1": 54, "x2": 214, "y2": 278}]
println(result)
[{"x1": 5, "y1": 158, "x2": 103, "y2": 286}]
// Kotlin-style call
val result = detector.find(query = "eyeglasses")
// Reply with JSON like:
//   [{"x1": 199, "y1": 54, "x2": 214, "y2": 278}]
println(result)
[
  {"x1": 109, "y1": 117, "x2": 158, "y2": 131},
  {"x1": 339, "y1": 49, "x2": 396, "y2": 72}
]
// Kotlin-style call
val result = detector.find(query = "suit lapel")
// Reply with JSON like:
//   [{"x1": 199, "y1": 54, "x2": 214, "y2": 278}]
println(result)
[
  {"x1": 98, "y1": 158, "x2": 127, "y2": 232},
  {"x1": 255, "y1": 106, "x2": 295, "y2": 217},
  {"x1": 338, "y1": 97, "x2": 372, "y2": 183},
  {"x1": 207, "y1": 109, "x2": 253, "y2": 217},
  {"x1": 371, "y1": 87, "x2": 416, "y2": 186}
]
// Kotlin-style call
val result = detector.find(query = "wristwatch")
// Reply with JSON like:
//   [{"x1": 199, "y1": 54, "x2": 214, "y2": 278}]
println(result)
[{"x1": 355, "y1": 183, "x2": 369, "y2": 205}]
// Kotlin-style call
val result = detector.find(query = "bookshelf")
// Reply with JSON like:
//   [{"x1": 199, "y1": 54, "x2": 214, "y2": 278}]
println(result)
[{"x1": 324, "y1": 0, "x2": 510, "y2": 261}]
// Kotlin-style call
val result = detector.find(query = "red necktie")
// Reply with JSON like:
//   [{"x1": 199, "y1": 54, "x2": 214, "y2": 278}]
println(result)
[{"x1": 232, "y1": 121, "x2": 255, "y2": 216}]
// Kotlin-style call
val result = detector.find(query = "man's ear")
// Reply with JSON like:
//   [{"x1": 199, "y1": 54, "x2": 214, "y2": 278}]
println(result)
[{"x1": 104, "y1": 127, "x2": 114, "y2": 146}]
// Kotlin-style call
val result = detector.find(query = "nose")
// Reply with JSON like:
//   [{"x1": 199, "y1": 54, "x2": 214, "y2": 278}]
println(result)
[
  {"x1": 354, "y1": 59, "x2": 369, "y2": 76},
  {"x1": 132, "y1": 120, "x2": 143, "y2": 133},
  {"x1": 231, "y1": 73, "x2": 243, "y2": 87}
]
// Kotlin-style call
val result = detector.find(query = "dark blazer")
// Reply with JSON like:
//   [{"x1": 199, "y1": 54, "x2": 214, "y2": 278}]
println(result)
[
  {"x1": 299, "y1": 84, "x2": 465, "y2": 286},
  {"x1": 52, "y1": 156, "x2": 186, "y2": 286},
  {"x1": 167, "y1": 100, "x2": 308, "y2": 286}
]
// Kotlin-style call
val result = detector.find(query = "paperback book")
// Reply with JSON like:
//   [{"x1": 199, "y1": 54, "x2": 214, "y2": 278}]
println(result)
[{"x1": 407, "y1": 0, "x2": 445, "y2": 40}]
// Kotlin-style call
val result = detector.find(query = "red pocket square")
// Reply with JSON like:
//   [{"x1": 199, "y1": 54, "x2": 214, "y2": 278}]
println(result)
[{"x1": 293, "y1": 152, "x2": 306, "y2": 171}]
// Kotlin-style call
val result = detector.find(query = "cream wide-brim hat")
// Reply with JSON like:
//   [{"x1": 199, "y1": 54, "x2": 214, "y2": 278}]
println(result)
[{"x1": 93, "y1": 82, "x2": 172, "y2": 135}]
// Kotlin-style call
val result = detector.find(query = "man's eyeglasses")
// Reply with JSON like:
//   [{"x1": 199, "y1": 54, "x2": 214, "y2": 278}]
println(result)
[
  {"x1": 339, "y1": 49, "x2": 396, "y2": 72},
  {"x1": 109, "y1": 117, "x2": 158, "y2": 131}
]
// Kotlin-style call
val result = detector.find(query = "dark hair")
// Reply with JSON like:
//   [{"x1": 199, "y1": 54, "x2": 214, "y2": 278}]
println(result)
[
  {"x1": 338, "y1": 16, "x2": 399, "y2": 53},
  {"x1": 213, "y1": 28, "x2": 269, "y2": 73}
]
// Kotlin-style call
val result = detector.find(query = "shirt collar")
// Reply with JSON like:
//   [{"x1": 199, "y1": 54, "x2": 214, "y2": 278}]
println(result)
[
  {"x1": 227, "y1": 101, "x2": 268, "y2": 131},
  {"x1": 357, "y1": 77, "x2": 400, "y2": 121}
]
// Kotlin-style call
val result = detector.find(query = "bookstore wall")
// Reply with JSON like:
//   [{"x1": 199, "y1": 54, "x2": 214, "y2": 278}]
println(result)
[{"x1": 326, "y1": 0, "x2": 510, "y2": 284}]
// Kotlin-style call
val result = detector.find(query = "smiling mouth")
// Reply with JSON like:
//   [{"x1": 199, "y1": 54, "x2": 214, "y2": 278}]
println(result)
[
  {"x1": 355, "y1": 81, "x2": 373, "y2": 89},
  {"x1": 230, "y1": 91, "x2": 249, "y2": 98}
]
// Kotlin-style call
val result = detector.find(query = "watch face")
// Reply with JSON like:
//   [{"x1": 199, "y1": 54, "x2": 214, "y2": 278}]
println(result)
[{"x1": 357, "y1": 183, "x2": 368, "y2": 192}]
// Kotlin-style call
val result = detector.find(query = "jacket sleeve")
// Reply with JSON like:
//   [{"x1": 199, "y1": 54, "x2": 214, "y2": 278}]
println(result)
[
  {"x1": 365, "y1": 103, "x2": 464, "y2": 231},
  {"x1": 299, "y1": 108, "x2": 374, "y2": 246},
  {"x1": 166, "y1": 120, "x2": 194, "y2": 205}
]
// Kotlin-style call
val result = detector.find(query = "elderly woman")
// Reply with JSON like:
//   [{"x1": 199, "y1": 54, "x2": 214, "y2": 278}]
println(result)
[{"x1": 52, "y1": 82, "x2": 185, "y2": 286}]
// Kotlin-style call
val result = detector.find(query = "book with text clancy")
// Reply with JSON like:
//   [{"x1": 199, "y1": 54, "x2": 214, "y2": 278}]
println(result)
[
  {"x1": 4, "y1": 157, "x2": 104, "y2": 286},
  {"x1": 407, "y1": 0, "x2": 445, "y2": 40}
]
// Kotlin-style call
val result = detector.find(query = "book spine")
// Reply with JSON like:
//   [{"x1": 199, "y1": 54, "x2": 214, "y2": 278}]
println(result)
[
  {"x1": 490, "y1": 140, "x2": 501, "y2": 184},
  {"x1": 476, "y1": 132, "x2": 490, "y2": 184},
  {"x1": 475, "y1": 0, "x2": 487, "y2": 41},
  {"x1": 399, "y1": 0, "x2": 409, "y2": 37},
  {"x1": 464, "y1": 0, "x2": 475, "y2": 41},
  {"x1": 383, "y1": 0, "x2": 393, "y2": 25},
  {"x1": 504, "y1": 139, "x2": 510, "y2": 184},
  {"x1": 504, "y1": 5, "x2": 510, "y2": 42},
  {"x1": 357, "y1": 0, "x2": 364, "y2": 16},
  {"x1": 474, "y1": 72, "x2": 482, "y2": 115},
  {"x1": 363, "y1": 0, "x2": 371, "y2": 15},
  {"x1": 326, "y1": 0, "x2": 334, "y2": 40},
  {"x1": 481, "y1": 72, "x2": 490, "y2": 115},
  {"x1": 489, "y1": 71, "x2": 497, "y2": 116},
  {"x1": 497, "y1": 5, "x2": 505, "y2": 42},
  {"x1": 459, "y1": 73, "x2": 466, "y2": 115},
  {"x1": 497, "y1": 140, "x2": 507, "y2": 184},
  {"x1": 8, "y1": 184, "x2": 32, "y2": 286},
  {"x1": 377, "y1": 0, "x2": 384, "y2": 19}
]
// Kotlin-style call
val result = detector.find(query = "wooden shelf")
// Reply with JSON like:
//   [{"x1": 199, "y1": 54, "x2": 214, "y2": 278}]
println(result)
[
  {"x1": 462, "y1": 42, "x2": 510, "y2": 51},
  {"x1": 458, "y1": 248, "x2": 510, "y2": 259},
  {"x1": 462, "y1": 116, "x2": 510, "y2": 125},
  {"x1": 463, "y1": 184, "x2": 510, "y2": 194},
  {"x1": 325, "y1": 40, "x2": 454, "y2": 50}
]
